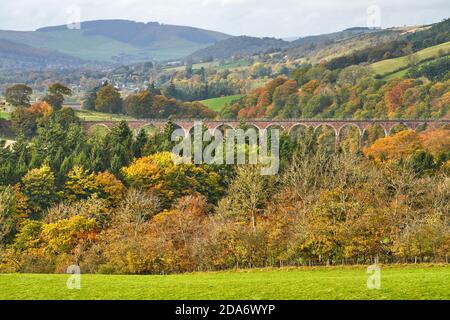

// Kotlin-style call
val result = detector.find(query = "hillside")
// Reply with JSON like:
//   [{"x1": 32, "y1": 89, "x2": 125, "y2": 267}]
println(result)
[
  {"x1": 187, "y1": 36, "x2": 290, "y2": 61},
  {"x1": 371, "y1": 41, "x2": 450, "y2": 77},
  {"x1": 188, "y1": 27, "x2": 402, "y2": 62},
  {"x1": 0, "y1": 38, "x2": 84, "y2": 70},
  {"x1": 0, "y1": 19, "x2": 231, "y2": 64},
  {"x1": 289, "y1": 27, "x2": 380, "y2": 49},
  {"x1": 287, "y1": 28, "x2": 406, "y2": 62}
]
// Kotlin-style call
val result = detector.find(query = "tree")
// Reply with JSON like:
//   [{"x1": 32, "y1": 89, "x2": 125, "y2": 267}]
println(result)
[
  {"x1": 122, "y1": 152, "x2": 223, "y2": 208},
  {"x1": 82, "y1": 86, "x2": 99, "y2": 111},
  {"x1": 364, "y1": 130, "x2": 423, "y2": 162},
  {"x1": 133, "y1": 130, "x2": 148, "y2": 158},
  {"x1": 164, "y1": 81, "x2": 177, "y2": 99},
  {"x1": 218, "y1": 165, "x2": 274, "y2": 232},
  {"x1": 0, "y1": 186, "x2": 18, "y2": 245},
  {"x1": 41, "y1": 215, "x2": 99, "y2": 256},
  {"x1": 10, "y1": 108, "x2": 37, "y2": 138},
  {"x1": 95, "y1": 84, "x2": 123, "y2": 114},
  {"x1": 28, "y1": 102, "x2": 53, "y2": 118},
  {"x1": 64, "y1": 166, "x2": 98, "y2": 201},
  {"x1": 112, "y1": 189, "x2": 160, "y2": 230},
  {"x1": 5, "y1": 84, "x2": 32, "y2": 107},
  {"x1": 124, "y1": 91, "x2": 152, "y2": 118},
  {"x1": 43, "y1": 83, "x2": 72, "y2": 110},
  {"x1": 107, "y1": 121, "x2": 134, "y2": 175},
  {"x1": 21, "y1": 165, "x2": 57, "y2": 218}
]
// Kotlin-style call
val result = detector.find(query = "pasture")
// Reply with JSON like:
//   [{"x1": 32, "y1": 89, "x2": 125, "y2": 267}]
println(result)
[
  {"x1": 201, "y1": 94, "x2": 244, "y2": 112},
  {"x1": 371, "y1": 41, "x2": 450, "y2": 76},
  {"x1": 0, "y1": 265, "x2": 448, "y2": 300}
]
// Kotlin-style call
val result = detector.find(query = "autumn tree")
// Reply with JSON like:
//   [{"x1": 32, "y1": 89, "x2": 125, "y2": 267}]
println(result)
[
  {"x1": 95, "y1": 84, "x2": 123, "y2": 114},
  {"x1": 124, "y1": 90, "x2": 153, "y2": 118},
  {"x1": 218, "y1": 165, "x2": 275, "y2": 232},
  {"x1": 122, "y1": 152, "x2": 223, "y2": 208},
  {"x1": 21, "y1": 165, "x2": 57, "y2": 218}
]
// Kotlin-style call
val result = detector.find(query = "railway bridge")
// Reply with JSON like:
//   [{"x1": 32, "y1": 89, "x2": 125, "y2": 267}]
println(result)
[{"x1": 83, "y1": 119, "x2": 450, "y2": 151}]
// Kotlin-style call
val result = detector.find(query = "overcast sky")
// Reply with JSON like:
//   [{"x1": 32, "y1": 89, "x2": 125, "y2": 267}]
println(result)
[{"x1": 0, "y1": 0, "x2": 449, "y2": 38}]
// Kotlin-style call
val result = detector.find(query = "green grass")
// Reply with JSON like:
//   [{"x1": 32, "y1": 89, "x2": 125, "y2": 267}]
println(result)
[
  {"x1": 164, "y1": 59, "x2": 251, "y2": 73},
  {"x1": 200, "y1": 94, "x2": 244, "y2": 112},
  {"x1": 75, "y1": 109, "x2": 136, "y2": 122},
  {"x1": 0, "y1": 111, "x2": 10, "y2": 120},
  {"x1": 371, "y1": 41, "x2": 450, "y2": 76},
  {"x1": 382, "y1": 68, "x2": 410, "y2": 81},
  {"x1": 0, "y1": 265, "x2": 448, "y2": 300}
]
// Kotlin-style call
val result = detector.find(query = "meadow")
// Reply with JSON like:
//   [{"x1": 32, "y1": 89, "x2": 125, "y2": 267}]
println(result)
[
  {"x1": 200, "y1": 94, "x2": 244, "y2": 112},
  {"x1": 74, "y1": 109, "x2": 136, "y2": 121},
  {"x1": 0, "y1": 265, "x2": 448, "y2": 300},
  {"x1": 0, "y1": 111, "x2": 10, "y2": 120},
  {"x1": 371, "y1": 41, "x2": 450, "y2": 76}
]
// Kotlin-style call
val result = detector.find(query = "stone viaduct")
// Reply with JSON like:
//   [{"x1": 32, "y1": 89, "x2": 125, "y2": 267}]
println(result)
[{"x1": 83, "y1": 119, "x2": 450, "y2": 151}]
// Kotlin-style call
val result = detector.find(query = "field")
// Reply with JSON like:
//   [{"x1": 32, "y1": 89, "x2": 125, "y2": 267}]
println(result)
[
  {"x1": 0, "y1": 265, "x2": 448, "y2": 300},
  {"x1": 371, "y1": 41, "x2": 450, "y2": 76},
  {"x1": 164, "y1": 58, "x2": 251, "y2": 73},
  {"x1": 0, "y1": 111, "x2": 10, "y2": 120},
  {"x1": 75, "y1": 109, "x2": 136, "y2": 122},
  {"x1": 201, "y1": 94, "x2": 244, "y2": 112}
]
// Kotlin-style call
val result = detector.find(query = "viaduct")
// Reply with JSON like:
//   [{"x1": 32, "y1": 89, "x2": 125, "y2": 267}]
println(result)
[{"x1": 83, "y1": 119, "x2": 450, "y2": 151}]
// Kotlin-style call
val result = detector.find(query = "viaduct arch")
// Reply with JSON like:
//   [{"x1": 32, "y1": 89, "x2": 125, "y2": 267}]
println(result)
[{"x1": 83, "y1": 119, "x2": 450, "y2": 152}]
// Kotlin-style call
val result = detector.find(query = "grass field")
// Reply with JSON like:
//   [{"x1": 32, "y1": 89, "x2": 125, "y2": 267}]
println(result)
[
  {"x1": 0, "y1": 265, "x2": 448, "y2": 300},
  {"x1": 371, "y1": 41, "x2": 450, "y2": 76},
  {"x1": 0, "y1": 111, "x2": 10, "y2": 120},
  {"x1": 75, "y1": 109, "x2": 136, "y2": 122},
  {"x1": 382, "y1": 68, "x2": 410, "y2": 81},
  {"x1": 164, "y1": 59, "x2": 251, "y2": 73},
  {"x1": 201, "y1": 94, "x2": 244, "y2": 112}
]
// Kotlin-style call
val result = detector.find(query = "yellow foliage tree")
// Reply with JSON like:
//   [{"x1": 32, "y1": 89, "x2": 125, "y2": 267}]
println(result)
[
  {"x1": 364, "y1": 130, "x2": 423, "y2": 162},
  {"x1": 122, "y1": 152, "x2": 223, "y2": 208}
]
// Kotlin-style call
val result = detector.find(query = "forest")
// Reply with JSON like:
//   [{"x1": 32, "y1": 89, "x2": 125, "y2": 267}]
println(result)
[
  {"x1": 0, "y1": 15, "x2": 449, "y2": 276},
  {"x1": 0, "y1": 99, "x2": 449, "y2": 273}
]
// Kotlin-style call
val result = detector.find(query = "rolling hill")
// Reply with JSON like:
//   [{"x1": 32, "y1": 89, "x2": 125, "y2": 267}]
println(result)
[
  {"x1": 0, "y1": 38, "x2": 84, "y2": 70},
  {"x1": 188, "y1": 36, "x2": 290, "y2": 61},
  {"x1": 0, "y1": 19, "x2": 231, "y2": 66},
  {"x1": 188, "y1": 27, "x2": 399, "y2": 62}
]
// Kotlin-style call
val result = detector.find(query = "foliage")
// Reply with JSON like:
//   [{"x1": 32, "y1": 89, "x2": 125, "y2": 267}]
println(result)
[
  {"x1": 95, "y1": 84, "x2": 123, "y2": 114},
  {"x1": 21, "y1": 165, "x2": 57, "y2": 218},
  {"x1": 122, "y1": 152, "x2": 223, "y2": 207},
  {"x1": 43, "y1": 83, "x2": 72, "y2": 110},
  {"x1": 5, "y1": 84, "x2": 32, "y2": 107}
]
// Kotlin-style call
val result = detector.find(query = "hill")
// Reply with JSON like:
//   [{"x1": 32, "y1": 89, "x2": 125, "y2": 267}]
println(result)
[
  {"x1": 371, "y1": 41, "x2": 450, "y2": 77},
  {"x1": 187, "y1": 36, "x2": 290, "y2": 61},
  {"x1": 0, "y1": 38, "x2": 84, "y2": 70},
  {"x1": 0, "y1": 19, "x2": 231, "y2": 65},
  {"x1": 188, "y1": 27, "x2": 401, "y2": 62},
  {"x1": 287, "y1": 28, "x2": 405, "y2": 62}
]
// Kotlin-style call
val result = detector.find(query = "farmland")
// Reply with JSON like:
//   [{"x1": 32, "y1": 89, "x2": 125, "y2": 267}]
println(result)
[
  {"x1": 371, "y1": 41, "x2": 450, "y2": 76},
  {"x1": 74, "y1": 109, "x2": 136, "y2": 122},
  {"x1": 0, "y1": 111, "x2": 10, "y2": 120},
  {"x1": 200, "y1": 94, "x2": 244, "y2": 112}
]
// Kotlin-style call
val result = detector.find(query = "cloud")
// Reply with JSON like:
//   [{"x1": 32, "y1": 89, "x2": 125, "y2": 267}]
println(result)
[{"x1": 0, "y1": 0, "x2": 449, "y2": 37}]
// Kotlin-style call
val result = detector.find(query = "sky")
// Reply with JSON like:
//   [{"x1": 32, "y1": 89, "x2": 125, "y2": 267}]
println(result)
[{"x1": 0, "y1": 0, "x2": 449, "y2": 38}]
